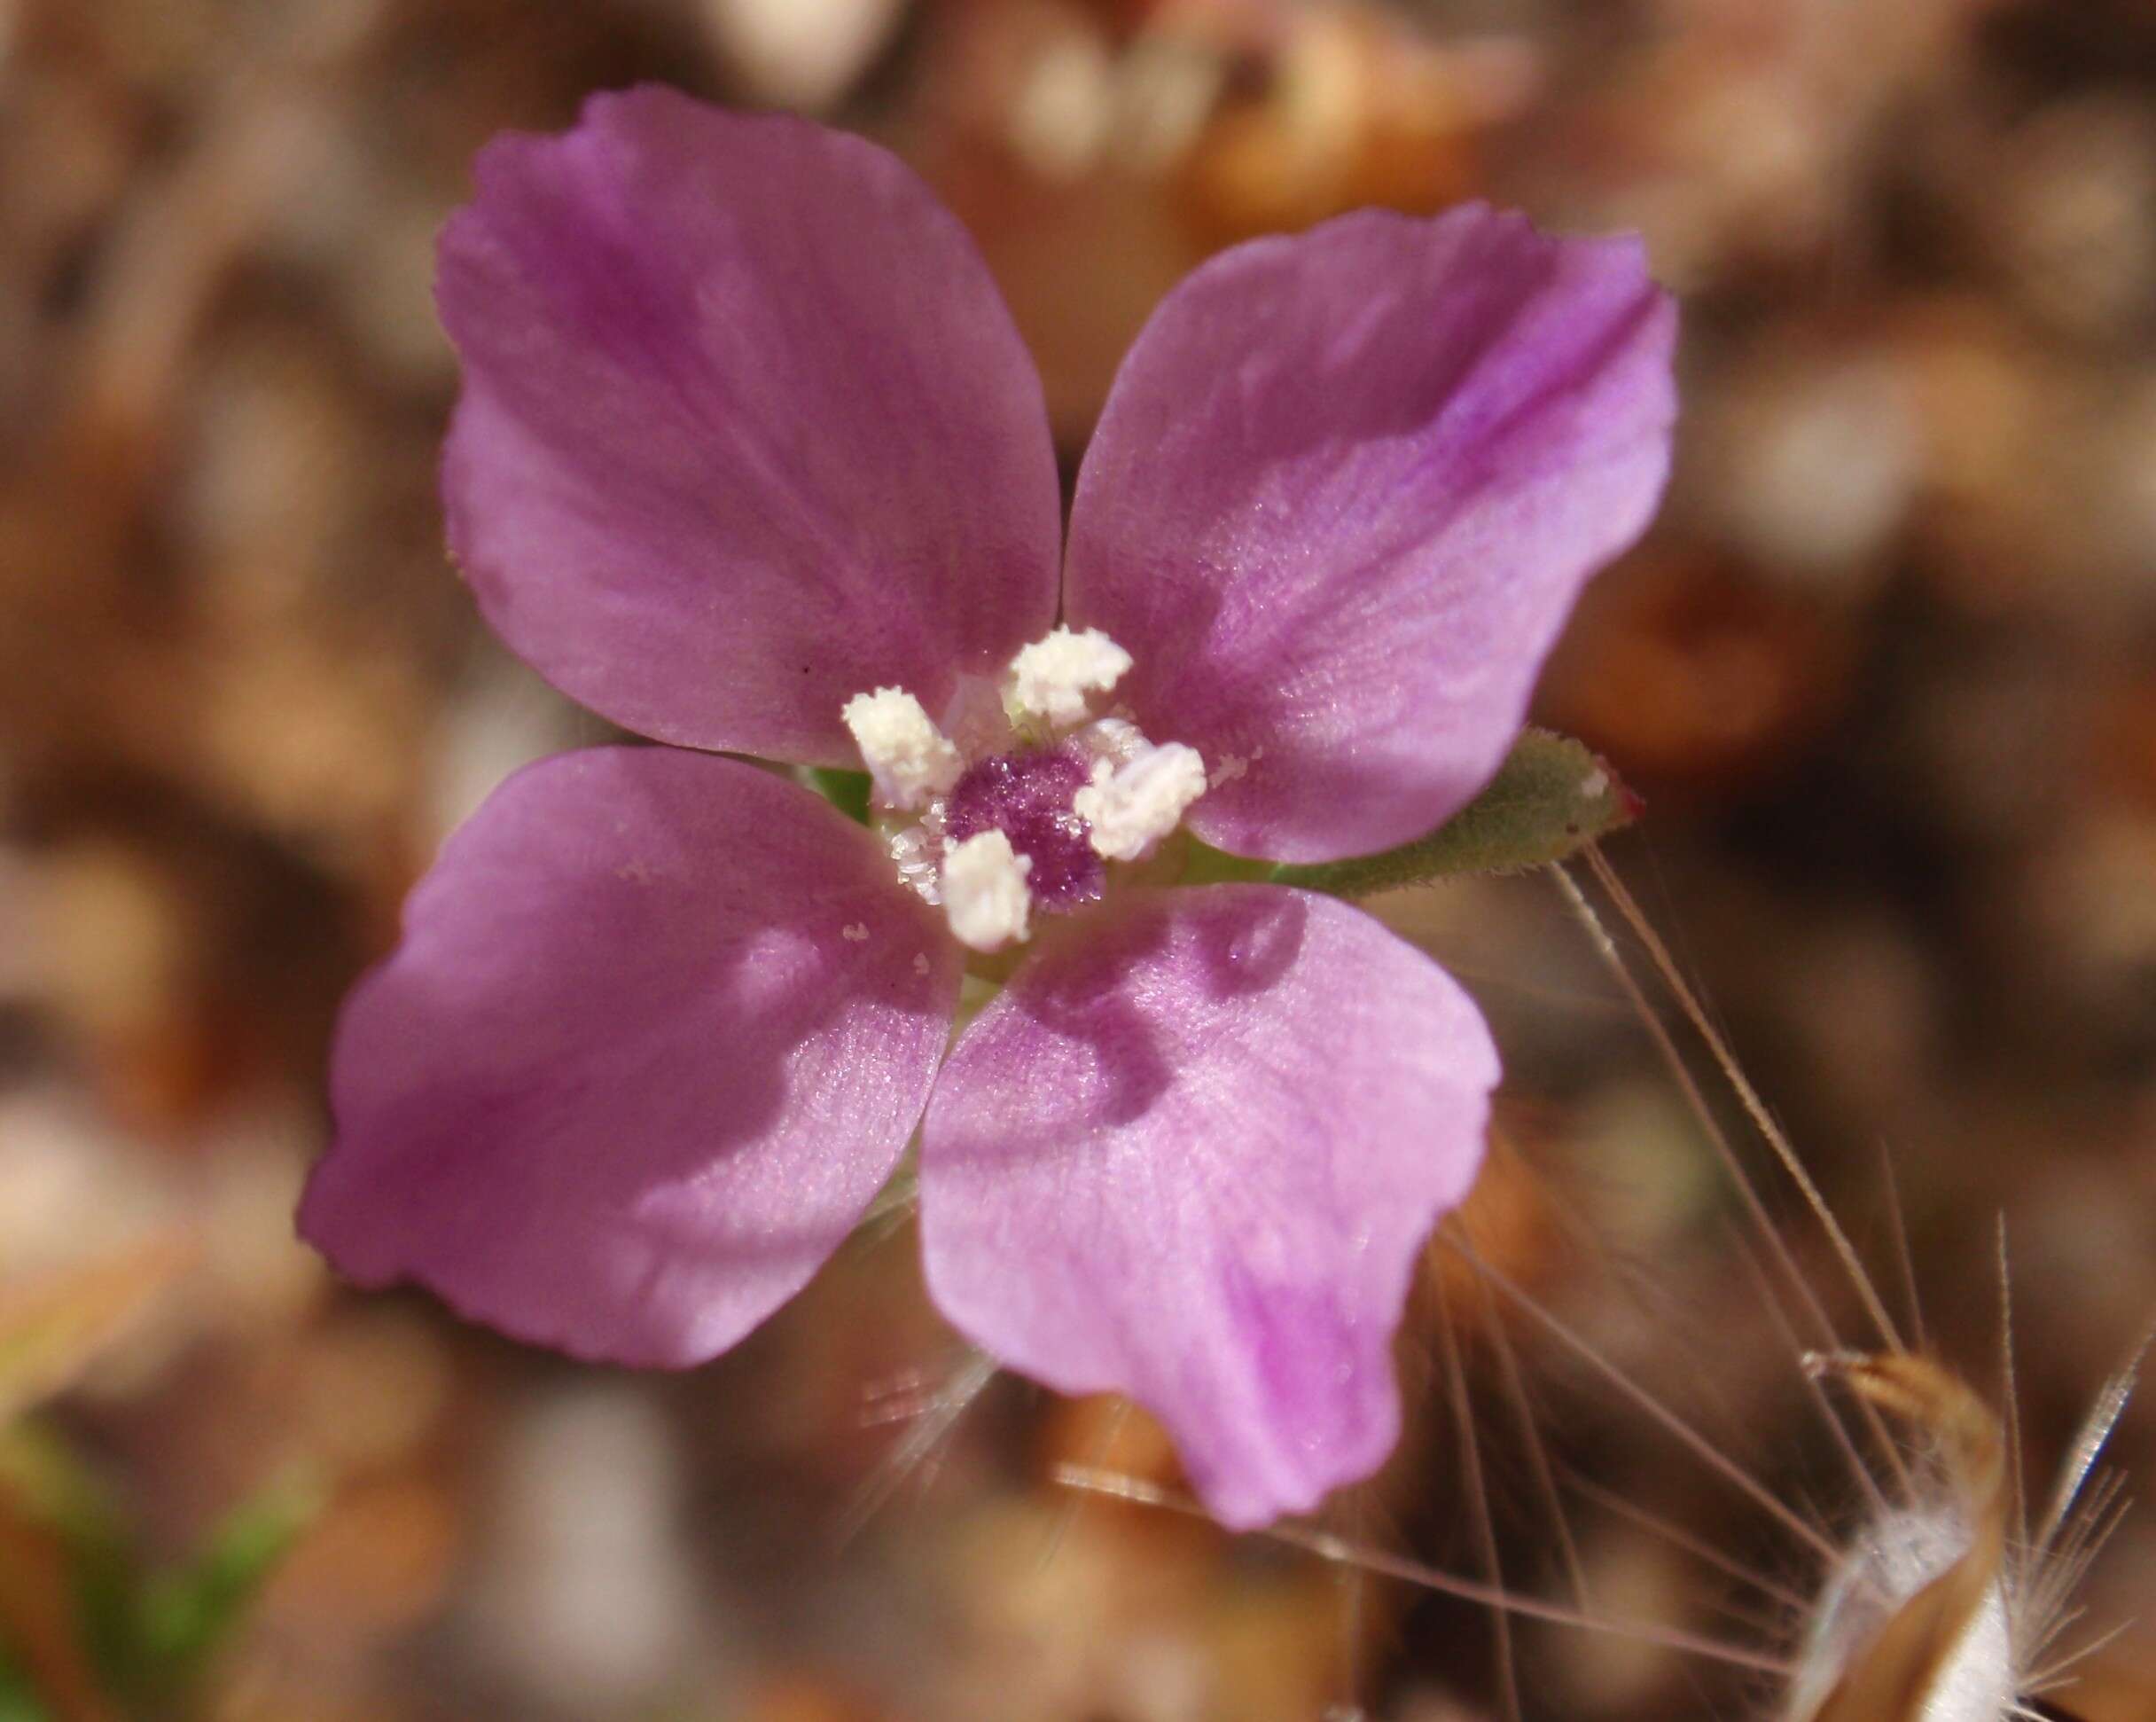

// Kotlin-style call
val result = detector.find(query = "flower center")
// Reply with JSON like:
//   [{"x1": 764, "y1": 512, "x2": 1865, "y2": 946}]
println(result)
[
  {"x1": 942, "y1": 748, "x2": 1102, "y2": 912},
  {"x1": 840, "y1": 627, "x2": 1208, "y2": 952}
]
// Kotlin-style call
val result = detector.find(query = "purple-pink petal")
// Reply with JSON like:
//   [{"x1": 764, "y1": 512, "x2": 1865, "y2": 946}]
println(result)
[
  {"x1": 301, "y1": 746, "x2": 958, "y2": 1367},
  {"x1": 438, "y1": 87, "x2": 1061, "y2": 765},
  {"x1": 1065, "y1": 205, "x2": 1677, "y2": 864},
  {"x1": 918, "y1": 885, "x2": 1497, "y2": 1529}
]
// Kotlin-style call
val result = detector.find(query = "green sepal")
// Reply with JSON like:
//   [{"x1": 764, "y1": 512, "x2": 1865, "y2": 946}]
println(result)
[
  {"x1": 1181, "y1": 728, "x2": 1637, "y2": 897},
  {"x1": 803, "y1": 767, "x2": 873, "y2": 825}
]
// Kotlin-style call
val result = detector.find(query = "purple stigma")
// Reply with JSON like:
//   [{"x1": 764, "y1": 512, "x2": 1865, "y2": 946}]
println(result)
[{"x1": 943, "y1": 748, "x2": 1104, "y2": 912}]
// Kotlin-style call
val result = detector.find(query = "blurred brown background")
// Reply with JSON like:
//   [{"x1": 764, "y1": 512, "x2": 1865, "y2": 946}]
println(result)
[{"x1": 3, "y1": 0, "x2": 2155, "y2": 1718}]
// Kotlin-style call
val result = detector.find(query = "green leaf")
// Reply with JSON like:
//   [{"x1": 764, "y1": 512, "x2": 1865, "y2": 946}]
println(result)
[
  {"x1": 0, "y1": 1650, "x2": 56, "y2": 1722},
  {"x1": 1181, "y1": 729, "x2": 1637, "y2": 897},
  {"x1": 0, "y1": 1428, "x2": 121, "y2": 1550},
  {"x1": 0, "y1": 1481, "x2": 112, "y2": 1722},
  {"x1": 131, "y1": 1473, "x2": 319, "y2": 1687},
  {"x1": 0, "y1": 1679, "x2": 51, "y2": 1721},
  {"x1": 0, "y1": 1238, "x2": 192, "y2": 1428},
  {"x1": 0, "y1": 1427, "x2": 135, "y2": 1717}
]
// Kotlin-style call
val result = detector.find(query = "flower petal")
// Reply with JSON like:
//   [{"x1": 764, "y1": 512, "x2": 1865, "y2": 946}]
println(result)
[
  {"x1": 918, "y1": 885, "x2": 1496, "y2": 1528},
  {"x1": 301, "y1": 746, "x2": 959, "y2": 1366},
  {"x1": 1065, "y1": 205, "x2": 1676, "y2": 862},
  {"x1": 439, "y1": 88, "x2": 1061, "y2": 763}
]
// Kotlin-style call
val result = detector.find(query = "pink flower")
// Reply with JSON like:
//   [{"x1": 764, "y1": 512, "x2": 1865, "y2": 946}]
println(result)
[{"x1": 301, "y1": 87, "x2": 1676, "y2": 1529}]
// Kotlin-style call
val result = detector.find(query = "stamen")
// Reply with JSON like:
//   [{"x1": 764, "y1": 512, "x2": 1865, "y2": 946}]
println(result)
[
  {"x1": 1074, "y1": 741, "x2": 1207, "y2": 861},
  {"x1": 840, "y1": 643, "x2": 1207, "y2": 933},
  {"x1": 941, "y1": 829, "x2": 1033, "y2": 951},
  {"x1": 841, "y1": 687, "x2": 963, "y2": 810},
  {"x1": 1004, "y1": 626, "x2": 1132, "y2": 732}
]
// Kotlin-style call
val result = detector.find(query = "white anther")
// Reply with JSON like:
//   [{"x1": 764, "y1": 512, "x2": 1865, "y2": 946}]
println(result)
[
  {"x1": 1004, "y1": 627, "x2": 1132, "y2": 732},
  {"x1": 1074, "y1": 741, "x2": 1207, "y2": 862},
  {"x1": 1071, "y1": 715, "x2": 1146, "y2": 769},
  {"x1": 941, "y1": 830, "x2": 1033, "y2": 951},
  {"x1": 841, "y1": 687, "x2": 964, "y2": 811}
]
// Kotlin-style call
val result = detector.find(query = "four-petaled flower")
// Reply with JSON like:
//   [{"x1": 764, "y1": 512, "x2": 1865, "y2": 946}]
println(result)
[{"x1": 300, "y1": 86, "x2": 1676, "y2": 1529}]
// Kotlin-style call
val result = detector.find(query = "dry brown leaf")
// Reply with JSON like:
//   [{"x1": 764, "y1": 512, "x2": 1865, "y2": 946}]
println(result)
[{"x1": 0, "y1": 1232, "x2": 196, "y2": 1424}]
